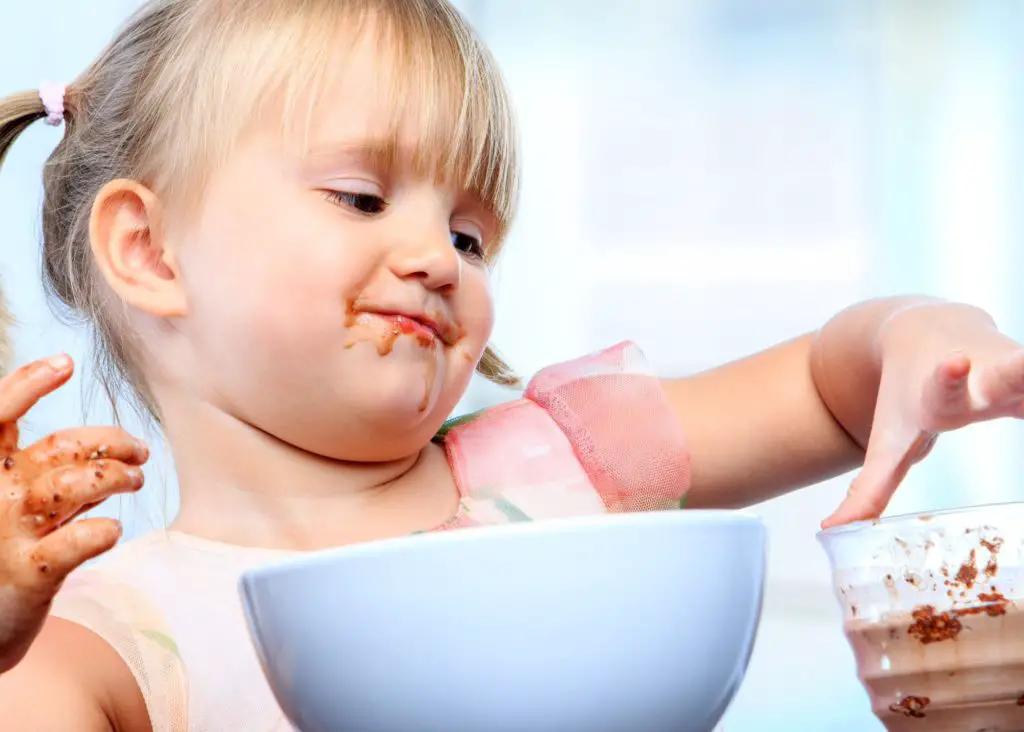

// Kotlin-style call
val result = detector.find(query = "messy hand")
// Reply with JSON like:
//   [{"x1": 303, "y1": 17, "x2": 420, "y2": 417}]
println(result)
[
  {"x1": 0, "y1": 355, "x2": 148, "y2": 673},
  {"x1": 825, "y1": 304, "x2": 1023, "y2": 527}
]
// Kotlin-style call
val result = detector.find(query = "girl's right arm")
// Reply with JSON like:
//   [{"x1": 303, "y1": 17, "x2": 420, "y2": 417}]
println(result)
[{"x1": 0, "y1": 355, "x2": 151, "y2": 730}]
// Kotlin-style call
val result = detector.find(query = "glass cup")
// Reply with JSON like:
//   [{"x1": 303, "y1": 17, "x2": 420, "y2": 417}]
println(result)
[{"x1": 818, "y1": 503, "x2": 1024, "y2": 731}]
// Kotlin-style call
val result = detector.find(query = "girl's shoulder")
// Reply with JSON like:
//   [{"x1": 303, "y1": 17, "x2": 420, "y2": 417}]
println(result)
[
  {"x1": 0, "y1": 613, "x2": 150, "y2": 732},
  {"x1": 49, "y1": 538, "x2": 189, "y2": 732}
]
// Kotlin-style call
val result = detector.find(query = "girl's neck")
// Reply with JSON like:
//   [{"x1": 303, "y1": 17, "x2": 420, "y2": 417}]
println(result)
[{"x1": 160, "y1": 395, "x2": 459, "y2": 551}]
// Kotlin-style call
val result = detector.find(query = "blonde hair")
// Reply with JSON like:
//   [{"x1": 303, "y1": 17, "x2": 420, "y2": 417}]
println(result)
[{"x1": 0, "y1": 0, "x2": 521, "y2": 417}]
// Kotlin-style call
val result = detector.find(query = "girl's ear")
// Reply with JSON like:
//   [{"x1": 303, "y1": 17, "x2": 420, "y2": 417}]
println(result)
[{"x1": 89, "y1": 179, "x2": 188, "y2": 318}]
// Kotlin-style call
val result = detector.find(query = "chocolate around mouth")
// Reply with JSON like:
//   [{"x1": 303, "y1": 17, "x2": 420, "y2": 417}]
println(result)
[{"x1": 345, "y1": 299, "x2": 463, "y2": 347}]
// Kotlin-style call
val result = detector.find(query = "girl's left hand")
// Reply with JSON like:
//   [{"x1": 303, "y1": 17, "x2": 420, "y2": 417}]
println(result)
[{"x1": 824, "y1": 303, "x2": 1024, "y2": 527}]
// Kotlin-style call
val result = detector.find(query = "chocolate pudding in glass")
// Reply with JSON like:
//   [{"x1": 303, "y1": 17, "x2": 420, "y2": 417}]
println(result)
[{"x1": 819, "y1": 503, "x2": 1024, "y2": 731}]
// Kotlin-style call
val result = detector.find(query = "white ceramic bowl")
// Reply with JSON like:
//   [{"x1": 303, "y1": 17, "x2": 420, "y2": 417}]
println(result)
[
  {"x1": 819, "y1": 502, "x2": 1024, "y2": 732},
  {"x1": 240, "y1": 510, "x2": 766, "y2": 732}
]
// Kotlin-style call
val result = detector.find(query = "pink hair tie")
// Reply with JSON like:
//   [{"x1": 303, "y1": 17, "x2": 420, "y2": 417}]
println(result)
[{"x1": 38, "y1": 82, "x2": 68, "y2": 127}]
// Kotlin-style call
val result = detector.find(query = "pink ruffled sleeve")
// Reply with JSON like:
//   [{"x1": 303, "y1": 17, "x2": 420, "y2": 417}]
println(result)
[
  {"x1": 525, "y1": 341, "x2": 691, "y2": 512},
  {"x1": 446, "y1": 342, "x2": 691, "y2": 515}
]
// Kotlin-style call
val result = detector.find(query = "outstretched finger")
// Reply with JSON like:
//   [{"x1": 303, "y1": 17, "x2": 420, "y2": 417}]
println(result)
[
  {"x1": 29, "y1": 517, "x2": 123, "y2": 586},
  {"x1": 822, "y1": 431, "x2": 929, "y2": 529}
]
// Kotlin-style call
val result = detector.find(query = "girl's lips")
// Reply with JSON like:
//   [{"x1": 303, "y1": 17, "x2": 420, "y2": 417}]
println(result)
[
  {"x1": 379, "y1": 314, "x2": 439, "y2": 344},
  {"x1": 345, "y1": 298, "x2": 462, "y2": 346}
]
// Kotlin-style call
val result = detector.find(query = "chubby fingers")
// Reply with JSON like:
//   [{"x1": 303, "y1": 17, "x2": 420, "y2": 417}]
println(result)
[
  {"x1": 27, "y1": 518, "x2": 124, "y2": 585},
  {"x1": 823, "y1": 430, "x2": 935, "y2": 529},
  {"x1": 918, "y1": 352, "x2": 972, "y2": 431},
  {"x1": 0, "y1": 355, "x2": 75, "y2": 455},
  {"x1": 18, "y1": 460, "x2": 145, "y2": 535},
  {"x1": 17, "y1": 426, "x2": 149, "y2": 470},
  {"x1": 973, "y1": 350, "x2": 1024, "y2": 414}
]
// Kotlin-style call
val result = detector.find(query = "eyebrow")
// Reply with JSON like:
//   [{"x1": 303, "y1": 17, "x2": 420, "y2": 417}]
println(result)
[{"x1": 301, "y1": 139, "x2": 404, "y2": 172}]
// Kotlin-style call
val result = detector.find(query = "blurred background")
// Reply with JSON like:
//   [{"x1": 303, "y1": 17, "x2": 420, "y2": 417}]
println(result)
[{"x1": 3, "y1": 1, "x2": 1024, "y2": 729}]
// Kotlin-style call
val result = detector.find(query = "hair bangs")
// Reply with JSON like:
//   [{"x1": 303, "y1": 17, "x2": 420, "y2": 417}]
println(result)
[
  {"x1": 138, "y1": 0, "x2": 520, "y2": 254},
  {"x1": 295, "y1": 2, "x2": 521, "y2": 255},
  {"x1": 381, "y1": 4, "x2": 520, "y2": 254}
]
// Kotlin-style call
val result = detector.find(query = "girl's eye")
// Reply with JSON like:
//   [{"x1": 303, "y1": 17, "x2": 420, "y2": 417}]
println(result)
[
  {"x1": 451, "y1": 230, "x2": 485, "y2": 260},
  {"x1": 325, "y1": 190, "x2": 388, "y2": 215}
]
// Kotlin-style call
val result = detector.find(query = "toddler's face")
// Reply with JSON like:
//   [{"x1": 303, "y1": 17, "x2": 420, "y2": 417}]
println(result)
[{"x1": 169, "y1": 40, "x2": 496, "y2": 461}]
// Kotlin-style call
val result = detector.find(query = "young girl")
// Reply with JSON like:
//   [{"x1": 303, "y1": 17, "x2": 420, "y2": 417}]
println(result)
[{"x1": 1, "y1": 1, "x2": 1023, "y2": 730}]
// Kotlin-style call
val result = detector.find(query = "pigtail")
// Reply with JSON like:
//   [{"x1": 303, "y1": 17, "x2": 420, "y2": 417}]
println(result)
[
  {"x1": 477, "y1": 345, "x2": 520, "y2": 388},
  {"x1": 0, "y1": 91, "x2": 48, "y2": 170}
]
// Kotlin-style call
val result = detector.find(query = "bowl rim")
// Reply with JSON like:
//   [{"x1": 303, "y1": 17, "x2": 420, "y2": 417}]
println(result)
[
  {"x1": 239, "y1": 508, "x2": 764, "y2": 585},
  {"x1": 816, "y1": 500, "x2": 1024, "y2": 542}
]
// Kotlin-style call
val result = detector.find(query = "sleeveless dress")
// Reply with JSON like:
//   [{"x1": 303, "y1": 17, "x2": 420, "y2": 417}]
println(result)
[{"x1": 49, "y1": 342, "x2": 693, "y2": 731}]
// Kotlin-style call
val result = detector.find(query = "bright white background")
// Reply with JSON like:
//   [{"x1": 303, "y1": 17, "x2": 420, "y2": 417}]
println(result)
[{"x1": 3, "y1": 2, "x2": 1024, "y2": 729}]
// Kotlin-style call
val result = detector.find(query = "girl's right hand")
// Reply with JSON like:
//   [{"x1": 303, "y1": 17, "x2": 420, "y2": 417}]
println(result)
[{"x1": 0, "y1": 355, "x2": 148, "y2": 674}]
